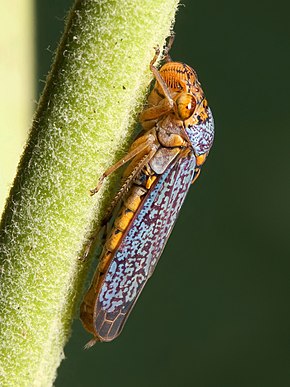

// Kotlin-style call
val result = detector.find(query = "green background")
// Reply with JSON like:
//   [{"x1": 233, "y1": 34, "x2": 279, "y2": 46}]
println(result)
[{"x1": 36, "y1": 1, "x2": 290, "y2": 386}]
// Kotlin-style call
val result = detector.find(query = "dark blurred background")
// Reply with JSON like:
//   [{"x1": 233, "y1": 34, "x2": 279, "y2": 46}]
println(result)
[{"x1": 36, "y1": 1, "x2": 290, "y2": 386}]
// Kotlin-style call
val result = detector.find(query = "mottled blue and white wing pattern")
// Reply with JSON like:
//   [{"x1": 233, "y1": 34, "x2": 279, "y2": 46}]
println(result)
[{"x1": 94, "y1": 155, "x2": 196, "y2": 340}]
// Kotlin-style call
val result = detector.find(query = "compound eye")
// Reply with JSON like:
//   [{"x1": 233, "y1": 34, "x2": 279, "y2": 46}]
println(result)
[{"x1": 176, "y1": 93, "x2": 196, "y2": 121}]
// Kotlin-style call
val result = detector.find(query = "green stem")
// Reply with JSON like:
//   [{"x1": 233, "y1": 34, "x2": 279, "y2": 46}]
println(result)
[{"x1": 0, "y1": 0, "x2": 180, "y2": 385}]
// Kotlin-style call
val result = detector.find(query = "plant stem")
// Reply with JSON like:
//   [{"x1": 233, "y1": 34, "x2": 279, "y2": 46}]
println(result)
[{"x1": 0, "y1": 0, "x2": 180, "y2": 385}]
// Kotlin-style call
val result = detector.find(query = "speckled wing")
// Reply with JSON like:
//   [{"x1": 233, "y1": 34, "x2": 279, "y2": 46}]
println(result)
[
  {"x1": 186, "y1": 107, "x2": 215, "y2": 155},
  {"x1": 93, "y1": 154, "x2": 196, "y2": 341}
]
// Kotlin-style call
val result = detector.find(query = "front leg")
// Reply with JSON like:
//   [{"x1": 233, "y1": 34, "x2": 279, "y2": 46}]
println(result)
[
  {"x1": 140, "y1": 47, "x2": 177, "y2": 131},
  {"x1": 139, "y1": 98, "x2": 173, "y2": 130}
]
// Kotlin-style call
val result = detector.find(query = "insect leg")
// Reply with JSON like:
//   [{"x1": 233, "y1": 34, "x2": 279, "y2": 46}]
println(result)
[
  {"x1": 191, "y1": 153, "x2": 208, "y2": 184},
  {"x1": 140, "y1": 47, "x2": 181, "y2": 129},
  {"x1": 149, "y1": 49, "x2": 175, "y2": 109},
  {"x1": 90, "y1": 134, "x2": 156, "y2": 195},
  {"x1": 163, "y1": 33, "x2": 175, "y2": 62},
  {"x1": 139, "y1": 98, "x2": 174, "y2": 128},
  {"x1": 101, "y1": 146, "x2": 158, "y2": 224},
  {"x1": 191, "y1": 168, "x2": 201, "y2": 185}
]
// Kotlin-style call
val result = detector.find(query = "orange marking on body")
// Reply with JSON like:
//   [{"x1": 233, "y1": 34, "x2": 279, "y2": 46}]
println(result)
[
  {"x1": 145, "y1": 175, "x2": 157, "y2": 189},
  {"x1": 98, "y1": 251, "x2": 113, "y2": 275},
  {"x1": 196, "y1": 153, "x2": 207, "y2": 166},
  {"x1": 114, "y1": 209, "x2": 134, "y2": 231}
]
